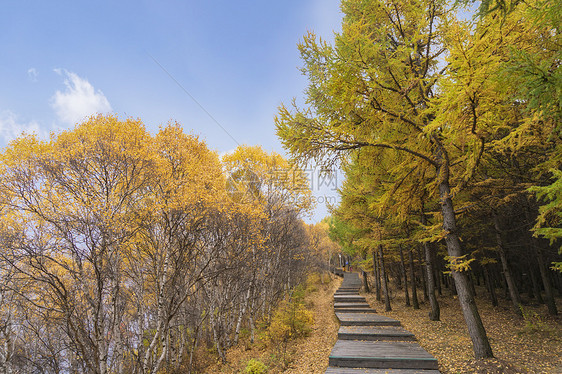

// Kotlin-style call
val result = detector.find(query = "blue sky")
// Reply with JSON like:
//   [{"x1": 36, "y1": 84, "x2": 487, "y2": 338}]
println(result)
[{"x1": 1, "y1": 0, "x2": 343, "y2": 221}]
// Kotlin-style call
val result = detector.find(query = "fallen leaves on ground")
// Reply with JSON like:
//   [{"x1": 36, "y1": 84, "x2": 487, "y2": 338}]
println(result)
[
  {"x1": 365, "y1": 289, "x2": 562, "y2": 374},
  {"x1": 207, "y1": 278, "x2": 561, "y2": 373}
]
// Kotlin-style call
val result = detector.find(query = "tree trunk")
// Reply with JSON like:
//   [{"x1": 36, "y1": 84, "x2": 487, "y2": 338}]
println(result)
[
  {"x1": 361, "y1": 270, "x2": 369, "y2": 293},
  {"x1": 493, "y1": 211, "x2": 522, "y2": 316},
  {"x1": 535, "y1": 243, "x2": 558, "y2": 315},
  {"x1": 423, "y1": 242, "x2": 440, "y2": 320},
  {"x1": 530, "y1": 267, "x2": 544, "y2": 304},
  {"x1": 234, "y1": 285, "x2": 252, "y2": 345},
  {"x1": 379, "y1": 245, "x2": 392, "y2": 312},
  {"x1": 373, "y1": 248, "x2": 382, "y2": 301},
  {"x1": 484, "y1": 265, "x2": 498, "y2": 307},
  {"x1": 399, "y1": 245, "x2": 410, "y2": 306},
  {"x1": 450, "y1": 276, "x2": 458, "y2": 296},
  {"x1": 418, "y1": 246, "x2": 429, "y2": 302},
  {"x1": 438, "y1": 160, "x2": 493, "y2": 359},
  {"x1": 475, "y1": 271, "x2": 481, "y2": 286},
  {"x1": 436, "y1": 266, "x2": 443, "y2": 296},
  {"x1": 394, "y1": 262, "x2": 402, "y2": 289},
  {"x1": 469, "y1": 274, "x2": 477, "y2": 297},
  {"x1": 409, "y1": 248, "x2": 420, "y2": 309},
  {"x1": 524, "y1": 199, "x2": 558, "y2": 315}
]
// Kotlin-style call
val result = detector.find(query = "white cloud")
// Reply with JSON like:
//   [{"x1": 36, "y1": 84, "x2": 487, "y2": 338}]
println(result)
[
  {"x1": 0, "y1": 110, "x2": 43, "y2": 144},
  {"x1": 51, "y1": 70, "x2": 112, "y2": 125},
  {"x1": 27, "y1": 68, "x2": 38, "y2": 82}
]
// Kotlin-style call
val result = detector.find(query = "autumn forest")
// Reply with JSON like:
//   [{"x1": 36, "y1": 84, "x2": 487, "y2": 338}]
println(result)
[{"x1": 1, "y1": 0, "x2": 561, "y2": 373}]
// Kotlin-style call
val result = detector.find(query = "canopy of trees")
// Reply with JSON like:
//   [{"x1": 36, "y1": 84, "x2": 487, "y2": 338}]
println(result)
[
  {"x1": 276, "y1": 0, "x2": 561, "y2": 360},
  {"x1": 0, "y1": 115, "x2": 330, "y2": 373}
]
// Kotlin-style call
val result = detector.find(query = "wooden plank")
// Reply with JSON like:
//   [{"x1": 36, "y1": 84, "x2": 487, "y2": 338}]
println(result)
[
  {"x1": 334, "y1": 303, "x2": 371, "y2": 309},
  {"x1": 334, "y1": 295, "x2": 366, "y2": 303},
  {"x1": 336, "y1": 313, "x2": 401, "y2": 327},
  {"x1": 329, "y1": 341, "x2": 438, "y2": 370},
  {"x1": 325, "y1": 367, "x2": 441, "y2": 373},
  {"x1": 334, "y1": 306, "x2": 373, "y2": 312},
  {"x1": 335, "y1": 308, "x2": 377, "y2": 314},
  {"x1": 338, "y1": 326, "x2": 415, "y2": 341}
]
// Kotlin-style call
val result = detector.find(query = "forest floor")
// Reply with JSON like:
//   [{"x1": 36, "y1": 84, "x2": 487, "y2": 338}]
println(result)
[
  {"x1": 205, "y1": 275, "x2": 561, "y2": 373},
  {"x1": 364, "y1": 287, "x2": 562, "y2": 374}
]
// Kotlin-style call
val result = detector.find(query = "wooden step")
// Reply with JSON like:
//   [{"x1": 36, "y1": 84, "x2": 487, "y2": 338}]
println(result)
[
  {"x1": 328, "y1": 340, "x2": 438, "y2": 370},
  {"x1": 334, "y1": 295, "x2": 366, "y2": 303},
  {"x1": 334, "y1": 302, "x2": 371, "y2": 309},
  {"x1": 325, "y1": 367, "x2": 441, "y2": 373},
  {"x1": 338, "y1": 326, "x2": 416, "y2": 341},
  {"x1": 335, "y1": 313, "x2": 401, "y2": 327},
  {"x1": 335, "y1": 308, "x2": 376, "y2": 313}
]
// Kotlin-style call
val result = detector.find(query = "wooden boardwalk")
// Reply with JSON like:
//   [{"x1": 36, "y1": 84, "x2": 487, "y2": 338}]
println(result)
[
  {"x1": 326, "y1": 273, "x2": 440, "y2": 374},
  {"x1": 338, "y1": 326, "x2": 416, "y2": 341}
]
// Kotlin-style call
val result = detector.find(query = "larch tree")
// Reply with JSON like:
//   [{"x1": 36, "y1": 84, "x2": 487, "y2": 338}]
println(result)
[{"x1": 276, "y1": 0, "x2": 495, "y2": 358}]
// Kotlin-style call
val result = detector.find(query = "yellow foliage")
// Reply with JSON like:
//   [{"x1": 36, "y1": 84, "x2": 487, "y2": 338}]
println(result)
[{"x1": 444, "y1": 254, "x2": 476, "y2": 273}]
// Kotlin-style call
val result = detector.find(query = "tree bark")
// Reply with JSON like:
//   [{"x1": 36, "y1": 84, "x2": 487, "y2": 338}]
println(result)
[
  {"x1": 418, "y1": 246, "x2": 429, "y2": 302},
  {"x1": 379, "y1": 245, "x2": 392, "y2": 312},
  {"x1": 362, "y1": 270, "x2": 370, "y2": 293},
  {"x1": 424, "y1": 242, "x2": 440, "y2": 320},
  {"x1": 534, "y1": 243, "x2": 558, "y2": 315},
  {"x1": 399, "y1": 245, "x2": 410, "y2": 306},
  {"x1": 484, "y1": 265, "x2": 498, "y2": 307},
  {"x1": 234, "y1": 285, "x2": 252, "y2": 345},
  {"x1": 469, "y1": 274, "x2": 477, "y2": 297},
  {"x1": 409, "y1": 248, "x2": 420, "y2": 309},
  {"x1": 420, "y1": 210, "x2": 439, "y2": 320},
  {"x1": 437, "y1": 158, "x2": 493, "y2": 359},
  {"x1": 372, "y1": 248, "x2": 382, "y2": 301},
  {"x1": 492, "y1": 211, "x2": 522, "y2": 316},
  {"x1": 436, "y1": 266, "x2": 443, "y2": 296},
  {"x1": 523, "y1": 199, "x2": 558, "y2": 315}
]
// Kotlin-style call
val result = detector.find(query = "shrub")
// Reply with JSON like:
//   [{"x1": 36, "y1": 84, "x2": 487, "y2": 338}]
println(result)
[
  {"x1": 267, "y1": 286, "x2": 314, "y2": 344},
  {"x1": 245, "y1": 358, "x2": 268, "y2": 374}
]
